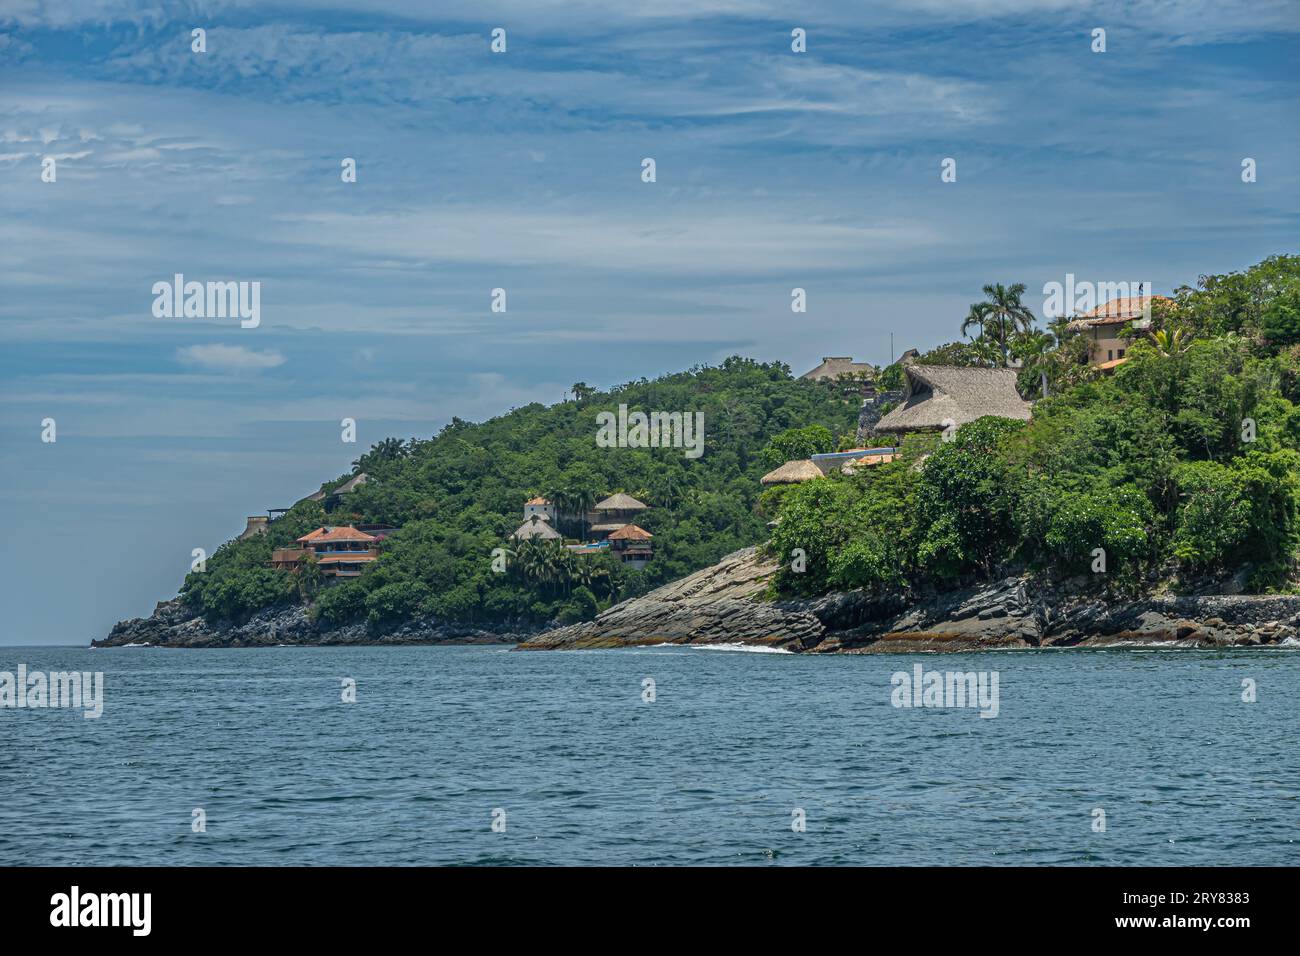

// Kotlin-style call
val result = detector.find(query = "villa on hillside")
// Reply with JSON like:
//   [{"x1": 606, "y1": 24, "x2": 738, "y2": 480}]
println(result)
[
  {"x1": 271, "y1": 525, "x2": 380, "y2": 578},
  {"x1": 608, "y1": 524, "x2": 653, "y2": 566},
  {"x1": 512, "y1": 491, "x2": 655, "y2": 563},
  {"x1": 1068, "y1": 294, "x2": 1174, "y2": 369},
  {"x1": 588, "y1": 493, "x2": 649, "y2": 540},
  {"x1": 874, "y1": 365, "x2": 1032, "y2": 437}
]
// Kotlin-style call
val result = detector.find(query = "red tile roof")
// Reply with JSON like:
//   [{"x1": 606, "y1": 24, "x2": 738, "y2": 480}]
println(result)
[
  {"x1": 609, "y1": 524, "x2": 653, "y2": 540},
  {"x1": 1069, "y1": 294, "x2": 1174, "y2": 328},
  {"x1": 296, "y1": 526, "x2": 377, "y2": 545}
]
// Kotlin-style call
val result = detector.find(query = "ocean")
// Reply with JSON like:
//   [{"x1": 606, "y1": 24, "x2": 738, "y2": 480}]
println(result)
[{"x1": 3, "y1": 644, "x2": 1297, "y2": 866}]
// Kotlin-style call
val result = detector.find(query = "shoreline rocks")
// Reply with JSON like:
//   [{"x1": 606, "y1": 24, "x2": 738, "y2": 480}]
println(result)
[
  {"x1": 96, "y1": 548, "x2": 1300, "y2": 652},
  {"x1": 93, "y1": 599, "x2": 535, "y2": 648},
  {"x1": 517, "y1": 548, "x2": 1300, "y2": 653}
]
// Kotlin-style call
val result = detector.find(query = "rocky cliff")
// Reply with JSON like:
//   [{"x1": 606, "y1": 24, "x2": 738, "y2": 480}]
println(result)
[
  {"x1": 94, "y1": 599, "x2": 534, "y2": 648},
  {"x1": 518, "y1": 547, "x2": 1300, "y2": 652}
]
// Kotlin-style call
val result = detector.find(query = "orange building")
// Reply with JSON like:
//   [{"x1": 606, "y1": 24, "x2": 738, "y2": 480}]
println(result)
[{"x1": 271, "y1": 525, "x2": 379, "y2": 578}]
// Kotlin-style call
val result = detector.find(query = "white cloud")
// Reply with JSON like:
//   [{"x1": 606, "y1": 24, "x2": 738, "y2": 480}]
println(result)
[{"x1": 177, "y1": 343, "x2": 286, "y2": 371}]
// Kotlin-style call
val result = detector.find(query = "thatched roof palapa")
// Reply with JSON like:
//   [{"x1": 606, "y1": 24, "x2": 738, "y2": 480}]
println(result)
[
  {"x1": 593, "y1": 493, "x2": 647, "y2": 511},
  {"x1": 760, "y1": 459, "x2": 825, "y2": 485},
  {"x1": 801, "y1": 356, "x2": 874, "y2": 381},
  {"x1": 874, "y1": 365, "x2": 1032, "y2": 435},
  {"x1": 512, "y1": 514, "x2": 561, "y2": 540}
]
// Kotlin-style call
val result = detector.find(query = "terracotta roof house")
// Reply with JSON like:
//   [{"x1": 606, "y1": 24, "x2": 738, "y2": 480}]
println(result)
[
  {"x1": 760, "y1": 459, "x2": 825, "y2": 485},
  {"x1": 1067, "y1": 294, "x2": 1175, "y2": 367},
  {"x1": 272, "y1": 525, "x2": 380, "y2": 578},
  {"x1": 608, "y1": 524, "x2": 653, "y2": 564},
  {"x1": 874, "y1": 365, "x2": 1032, "y2": 436},
  {"x1": 512, "y1": 514, "x2": 562, "y2": 540},
  {"x1": 801, "y1": 357, "x2": 874, "y2": 381}
]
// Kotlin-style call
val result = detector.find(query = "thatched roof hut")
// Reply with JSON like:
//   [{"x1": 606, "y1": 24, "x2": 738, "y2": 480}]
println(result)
[
  {"x1": 512, "y1": 514, "x2": 561, "y2": 540},
  {"x1": 875, "y1": 365, "x2": 1032, "y2": 435},
  {"x1": 760, "y1": 459, "x2": 825, "y2": 485},
  {"x1": 800, "y1": 356, "x2": 874, "y2": 381},
  {"x1": 593, "y1": 493, "x2": 647, "y2": 511}
]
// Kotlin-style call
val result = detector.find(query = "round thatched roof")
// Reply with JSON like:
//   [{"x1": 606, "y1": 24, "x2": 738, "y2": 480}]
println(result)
[{"x1": 760, "y1": 459, "x2": 824, "y2": 485}]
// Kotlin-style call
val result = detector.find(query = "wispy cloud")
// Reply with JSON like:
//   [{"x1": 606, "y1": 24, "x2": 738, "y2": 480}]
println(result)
[{"x1": 177, "y1": 343, "x2": 285, "y2": 371}]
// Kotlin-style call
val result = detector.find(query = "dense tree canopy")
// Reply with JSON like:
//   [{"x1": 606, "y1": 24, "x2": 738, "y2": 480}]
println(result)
[
  {"x1": 768, "y1": 255, "x2": 1300, "y2": 598},
  {"x1": 180, "y1": 357, "x2": 859, "y2": 628}
]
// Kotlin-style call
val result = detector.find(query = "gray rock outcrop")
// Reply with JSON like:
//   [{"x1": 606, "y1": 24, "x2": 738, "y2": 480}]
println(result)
[{"x1": 519, "y1": 548, "x2": 1300, "y2": 653}]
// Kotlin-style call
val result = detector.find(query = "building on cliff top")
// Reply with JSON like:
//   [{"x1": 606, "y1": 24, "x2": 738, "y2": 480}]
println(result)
[
  {"x1": 1066, "y1": 294, "x2": 1175, "y2": 367},
  {"x1": 874, "y1": 365, "x2": 1032, "y2": 436}
]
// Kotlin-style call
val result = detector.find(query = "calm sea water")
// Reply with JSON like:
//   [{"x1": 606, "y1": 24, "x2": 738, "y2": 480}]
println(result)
[{"x1": 2, "y1": 644, "x2": 1298, "y2": 866}]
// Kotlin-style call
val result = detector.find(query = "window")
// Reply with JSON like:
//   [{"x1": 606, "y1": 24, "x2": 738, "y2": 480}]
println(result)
[{"x1": 1117, "y1": 348, "x2": 1125, "y2": 358}]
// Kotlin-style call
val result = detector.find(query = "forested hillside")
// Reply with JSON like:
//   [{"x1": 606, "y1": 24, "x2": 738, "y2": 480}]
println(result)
[
  {"x1": 179, "y1": 357, "x2": 860, "y2": 631},
  {"x1": 768, "y1": 255, "x2": 1300, "y2": 598}
]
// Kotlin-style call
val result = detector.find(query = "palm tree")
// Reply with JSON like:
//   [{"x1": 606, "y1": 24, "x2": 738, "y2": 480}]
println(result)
[
  {"x1": 570, "y1": 382, "x2": 595, "y2": 404},
  {"x1": 960, "y1": 302, "x2": 987, "y2": 343},
  {"x1": 968, "y1": 336, "x2": 1002, "y2": 368},
  {"x1": 1013, "y1": 329, "x2": 1056, "y2": 397},
  {"x1": 971, "y1": 283, "x2": 1037, "y2": 366},
  {"x1": 352, "y1": 436, "x2": 408, "y2": 470},
  {"x1": 546, "y1": 485, "x2": 572, "y2": 536},
  {"x1": 1151, "y1": 328, "x2": 1191, "y2": 356},
  {"x1": 568, "y1": 485, "x2": 597, "y2": 542},
  {"x1": 648, "y1": 471, "x2": 683, "y2": 509}
]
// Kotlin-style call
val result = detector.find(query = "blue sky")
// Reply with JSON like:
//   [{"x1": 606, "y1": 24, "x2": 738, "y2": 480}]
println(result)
[{"x1": 1, "y1": 1, "x2": 1297, "y2": 644}]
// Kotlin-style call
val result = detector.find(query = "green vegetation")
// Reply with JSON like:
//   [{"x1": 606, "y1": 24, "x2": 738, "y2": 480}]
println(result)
[
  {"x1": 769, "y1": 255, "x2": 1300, "y2": 597},
  {"x1": 178, "y1": 255, "x2": 1300, "y2": 631},
  {"x1": 179, "y1": 357, "x2": 859, "y2": 629}
]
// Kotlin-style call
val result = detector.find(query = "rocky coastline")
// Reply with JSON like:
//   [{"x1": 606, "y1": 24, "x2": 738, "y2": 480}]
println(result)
[
  {"x1": 93, "y1": 599, "x2": 535, "y2": 648},
  {"x1": 516, "y1": 548, "x2": 1300, "y2": 653},
  {"x1": 96, "y1": 547, "x2": 1300, "y2": 652}
]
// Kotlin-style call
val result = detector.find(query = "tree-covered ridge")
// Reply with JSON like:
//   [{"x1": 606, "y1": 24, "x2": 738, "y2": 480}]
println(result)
[
  {"x1": 179, "y1": 357, "x2": 860, "y2": 629},
  {"x1": 768, "y1": 255, "x2": 1300, "y2": 599}
]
